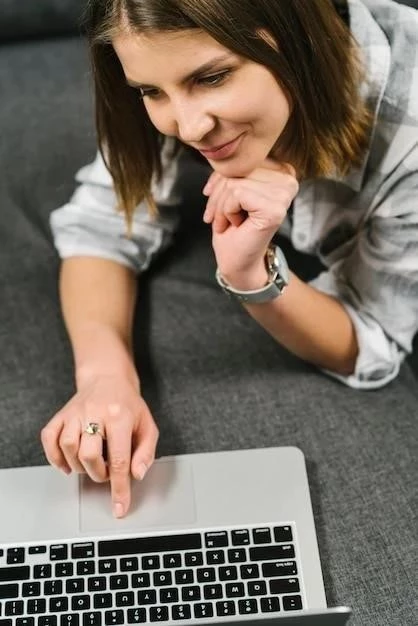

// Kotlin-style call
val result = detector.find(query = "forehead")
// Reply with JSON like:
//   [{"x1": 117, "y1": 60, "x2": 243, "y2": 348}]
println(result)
[{"x1": 113, "y1": 29, "x2": 234, "y2": 82}]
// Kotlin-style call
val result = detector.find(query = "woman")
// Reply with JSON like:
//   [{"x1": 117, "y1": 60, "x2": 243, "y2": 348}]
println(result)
[{"x1": 42, "y1": 0, "x2": 418, "y2": 518}]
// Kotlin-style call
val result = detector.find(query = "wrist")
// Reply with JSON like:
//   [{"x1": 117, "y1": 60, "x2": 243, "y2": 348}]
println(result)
[
  {"x1": 218, "y1": 260, "x2": 269, "y2": 292},
  {"x1": 73, "y1": 324, "x2": 139, "y2": 391}
]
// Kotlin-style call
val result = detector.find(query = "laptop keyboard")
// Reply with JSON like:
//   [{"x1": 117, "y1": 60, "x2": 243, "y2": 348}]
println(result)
[{"x1": 0, "y1": 524, "x2": 304, "y2": 625}]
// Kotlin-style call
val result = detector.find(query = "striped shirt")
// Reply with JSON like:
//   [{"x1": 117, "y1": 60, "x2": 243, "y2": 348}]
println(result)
[{"x1": 50, "y1": 0, "x2": 418, "y2": 390}]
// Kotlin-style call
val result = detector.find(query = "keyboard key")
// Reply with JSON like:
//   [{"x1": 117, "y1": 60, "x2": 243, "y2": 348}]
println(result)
[
  {"x1": 174, "y1": 569, "x2": 194, "y2": 585},
  {"x1": 205, "y1": 532, "x2": 228, "y2": 548},
  {"x1": 0, "y1": 584, "x2": 18, "y2": 599},
  {"x1": 22, "y1": 582, "x2": 41, "y2": 597},
  {"x1": 99, "y1": 534, "x2": 201, "y2": 557},
  {"x1": 127, "y1": 608, "x2": 146, "y2": 623},
  {"x1": 283, "y1": 595, "x2": 303, "y2": 611},
  {"x1": 61, "y1": 616, "x2": 79, "y2": 626},
  {"x1": 66, "y1": 579, "x2": 85, "y2": 594},
  {"x1": 159, "y1": 588, "x2": 179, "y2": 603},
  {"x1": 50, "y1": 545, "x2": 68, "y2": 561},
  {"x1": 247, "y1": 580, "x2": 267, "y2": 596},
  {"x1": 137, "y1": 590, "x2": 157, "y2": 605},
  {"x1": 203, "y1": 584, "x2": 222, "y2": 600},
  {"x1": 28, "y1": 546, "x2": 47, "y2": 555},
  {"x1": 56, "y1": 563, "x2": 74, "y2": 577},
  {"x1": 83, "y1": 612, "x2": 102, "y2": 625},
  {"x1": 38, "y1": 617, "x2": 57, "y2": 626},
  {"x1": 260, "y1": 596, "x2": 281, "y2": 612},
  {"x1": 49, "y1": 597, "x2": 68, "y2": 613},
  {"x1": 0, "y1": 620, "x2": 12, "y2": 626},
  {"x1": 163, "y1": 554, "x2": 181, "y2": 569},
  {"x1": 172, "y1": 604, "x2": 191, "y2": 620},
  {"x1": 216, "y1": 601, "x2": 236, "y2": 616},
  {"x1": 274, "y1": 526, "x2": 293, "y2": 543},
  {"x1": 238, "y1": 599, "x2": 258, "y2": 614},
  {"x1": 227, "y1": 549, "x2": 246, "y2": 563},
  {"x1": 142, "y1": 555, "x2": 160, "y2": 570},
  {"x1": 149, "y1": 606, "x2": 169, "y2": 622},
  {"x1": 71, "y1": 543, "x2": 95, "y2": 560},
  {"x1": 249, "y1": 545, "x2": 295, "y2": 561},
  {"x1": 104, "y1": 610, "x2": 124, "y2": 625},
  {"x1": 16, "y1": 619, "x2": 34, "y2": 625},
  {"x1": 262, "y1": 561, "x2": 297, "y2": 577},
  {"x1": 71, "y1": 595, "x2": 91, "y2": 611},
  {"x1": 153, "y1": 571, "x2": 172, "y2": 586},
  {"x1": 98, "y1": 560, "x2": 116, "y2": 574},
  {"x1": 206, "y1": 550, "x2": 225, "y2": 565},
  {"x1": 5, "y1": 600, "x2": 24, "y2": 616},
  {"x1": 184, "y1": 553, "x2": 203, "y2": 567},
  {"x1": 226, "y1": 582, "x2": 245, "y2": 597},
  {"x1": 27, "y1": 598, "x2": 46, "y2": 614},
  {"x1": 110, "y1": 575, "x2": 129, "y2": 590},
  {"x1": 45, "y1": 580, "x2": 63, "y2": 596},
  {"x1": 131, "y1": 574, "x2": 150, "y2": 588},
  {"x1": 240, "y1": 564, "x2": 259, "y2": 579},
  {"x1": 120, "y1": 557, "x2": 138, "y2": 572},
  {"x1": 77, "y1": 561, "x2": 95, "y2": 576},
  {"x1": 88, "y1": 578, "x2": 106, "y2": 592},
  {"x1": 270, "y1": 578, "x2": 300, "y2": 594},
  {"x1": 182, "y1": 586, "x2": 201, "y2": 602},
  {"x1": 93, "y1": 594, "x2": 112, "y2": 609},
  {"x1": 219, "y1": 566, "x2": 238, "y2": 581},
  {"x1": 196, "y1": 568, "x2": 216, "y2": 583},
  {"x1": 115, "y1": 591, "x2": 135, "y2": 607},
  {"x1": 231, "y1": 530, "x2": 250, "y2": 546},
  {"x1": 7, "y1": 549, "x2": 25, "y2": 565},
  {"x1": 0, "y1": 566, "x2": 30, "y2": 582},
  {"x1": 194, "y1": 603, "x2": 213, "y2": 619},
  {"x1": 252, "y1": 528, "x2": 272, "y2": 544}
]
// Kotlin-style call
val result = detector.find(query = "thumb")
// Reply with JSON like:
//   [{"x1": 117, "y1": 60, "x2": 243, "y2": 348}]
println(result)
[{"x1": 131, "y1": 414, "x2": 159, "y2": 481}]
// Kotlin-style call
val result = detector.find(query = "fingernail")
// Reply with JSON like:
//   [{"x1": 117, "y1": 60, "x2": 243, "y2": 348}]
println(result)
[
  {"x1": 137, "y1": 462, "x2": 148, "y2": 481},
  {"x1": 113, "y1": 502, "x2": 124, "y2": 518}
]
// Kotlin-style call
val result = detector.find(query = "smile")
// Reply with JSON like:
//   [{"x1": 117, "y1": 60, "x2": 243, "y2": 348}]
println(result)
[{"x1": 198, "y1": 134, "x2": 245, "y2": 160}]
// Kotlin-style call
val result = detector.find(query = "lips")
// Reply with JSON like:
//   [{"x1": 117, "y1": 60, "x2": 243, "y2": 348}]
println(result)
[{"x1": 198, "y1": 133, "x2": 244, "y2": 160}]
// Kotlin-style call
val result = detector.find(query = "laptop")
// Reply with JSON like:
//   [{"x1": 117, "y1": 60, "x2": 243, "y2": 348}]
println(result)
[{"x1": 0, "y1": 446, "x2": 352, "y2": 625}]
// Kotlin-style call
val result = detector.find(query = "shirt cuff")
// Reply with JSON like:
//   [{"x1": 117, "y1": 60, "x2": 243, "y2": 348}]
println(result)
[{"x1": 310, "y1": 273, "x2": 406, "y2": 390}]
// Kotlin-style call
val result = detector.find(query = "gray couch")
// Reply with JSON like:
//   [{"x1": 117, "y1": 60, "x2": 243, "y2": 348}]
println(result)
[{"x1": 0, "y1": 2, "x2": 417, "y2": 625}]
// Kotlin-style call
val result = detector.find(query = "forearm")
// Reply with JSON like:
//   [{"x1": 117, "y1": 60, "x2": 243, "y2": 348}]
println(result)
[
  {"x1": 242, "y1": 271, "x2": 358, "y2": 375},
  {"x1": 59, "y1": 257, "x2": 139, "y2": 389}
]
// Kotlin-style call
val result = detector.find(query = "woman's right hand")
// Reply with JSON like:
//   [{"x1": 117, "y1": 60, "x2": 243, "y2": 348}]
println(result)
[{"x1": 41, "y1": 374, "x2": 159, "y2": 519}]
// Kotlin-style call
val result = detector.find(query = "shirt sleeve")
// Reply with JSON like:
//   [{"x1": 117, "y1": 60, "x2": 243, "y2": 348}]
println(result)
[
  {"x1": 310, "y1": 160, "x2": 418, "y2": 390},
  {"x1": 50, "y1": 142, "x2": 182, "y2": 273}
]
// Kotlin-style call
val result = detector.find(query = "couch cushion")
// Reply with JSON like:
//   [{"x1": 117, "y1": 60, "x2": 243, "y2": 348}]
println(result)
[{"x1": 0, "y1": 0, "x2": 86, "y2": 43}]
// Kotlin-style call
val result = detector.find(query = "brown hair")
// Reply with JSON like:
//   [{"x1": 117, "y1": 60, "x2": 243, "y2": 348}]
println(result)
[{"x1": 85, "y1": 0, "x2": 371, "y2": 226}]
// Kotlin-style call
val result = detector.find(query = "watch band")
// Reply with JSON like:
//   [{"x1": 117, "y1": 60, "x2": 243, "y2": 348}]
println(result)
[{"x1": 215, "y1": 244, "x2": 289, "y2": 304}]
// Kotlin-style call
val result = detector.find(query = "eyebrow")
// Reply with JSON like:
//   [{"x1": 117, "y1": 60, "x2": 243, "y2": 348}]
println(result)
[{"x1": 126, "y1": 53, "x2": 234, "y2": 89}]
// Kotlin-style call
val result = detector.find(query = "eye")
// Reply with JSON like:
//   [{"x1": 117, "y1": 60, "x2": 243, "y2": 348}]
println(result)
[
  {"x1": 198, "y1": 70, "x2": 231, "y2": 87},
  {"x1": 137, "y1": 87, "x2": 161, "y2": 100}
]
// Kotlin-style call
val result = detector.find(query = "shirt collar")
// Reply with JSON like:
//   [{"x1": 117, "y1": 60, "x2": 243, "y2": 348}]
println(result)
[{"x1": 326, "y1": 0, "x2": 391, "y2": 192}]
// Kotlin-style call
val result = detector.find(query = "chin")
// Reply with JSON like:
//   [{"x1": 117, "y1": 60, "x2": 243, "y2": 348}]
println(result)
[{"x1": 210, "y1": 156, "x2": 262, "y2": 179}]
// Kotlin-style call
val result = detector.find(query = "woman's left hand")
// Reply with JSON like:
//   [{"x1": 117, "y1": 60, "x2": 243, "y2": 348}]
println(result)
[{"x1": 203, "y1": 160, "x2": 299, "y2": 290}]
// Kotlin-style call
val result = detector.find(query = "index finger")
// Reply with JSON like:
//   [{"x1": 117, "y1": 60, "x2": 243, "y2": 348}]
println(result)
[{"x1": 106, "y1": 420, "x2": 133, "y2": 518}]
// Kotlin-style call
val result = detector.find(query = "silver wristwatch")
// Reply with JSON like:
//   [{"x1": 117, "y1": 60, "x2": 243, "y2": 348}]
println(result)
[{"x1": 215, "y1": 243, "x2": 289, "y2": 304}]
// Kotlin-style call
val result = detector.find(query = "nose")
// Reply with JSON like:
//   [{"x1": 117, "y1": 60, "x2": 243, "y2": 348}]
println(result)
[{"x1": 172, "y1": 98, "x2": 216, "y2": 144}]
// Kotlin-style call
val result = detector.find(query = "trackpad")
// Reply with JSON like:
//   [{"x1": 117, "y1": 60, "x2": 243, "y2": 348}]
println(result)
[{"x1": 79, "y1": 458, "x2": 197, "y2": 534}]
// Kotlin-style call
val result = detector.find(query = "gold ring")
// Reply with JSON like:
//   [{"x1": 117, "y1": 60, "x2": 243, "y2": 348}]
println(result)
[{"x1": 84, "y1": 422, "x2": 106, "y2": 439}]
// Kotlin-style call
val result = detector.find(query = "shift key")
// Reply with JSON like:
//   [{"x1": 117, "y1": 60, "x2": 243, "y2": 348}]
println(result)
[{"x1": 0, "y1": 566, "x2": 30, "y2": 582}]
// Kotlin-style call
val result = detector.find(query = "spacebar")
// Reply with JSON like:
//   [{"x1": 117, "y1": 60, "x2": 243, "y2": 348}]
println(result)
[
  {"x1": 0, "y1": 566, "x2": 30, "y2": 582},
  {"x1": 99, "y1": 533, "x2": 202, "y2": 557}
]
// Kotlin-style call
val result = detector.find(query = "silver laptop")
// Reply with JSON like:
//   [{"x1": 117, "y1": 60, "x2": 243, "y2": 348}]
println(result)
[{"x1": 0, "y1": 446, "x2": 351, "y2": 625}]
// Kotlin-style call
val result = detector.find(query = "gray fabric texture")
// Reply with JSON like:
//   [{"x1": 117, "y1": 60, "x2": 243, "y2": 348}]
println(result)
[
  {"x1": 0, "y1": 0, "x2": 86, "y2": 42},
  {"x1": 0, "y1": 26, "x2": 417, "y2": 626}
]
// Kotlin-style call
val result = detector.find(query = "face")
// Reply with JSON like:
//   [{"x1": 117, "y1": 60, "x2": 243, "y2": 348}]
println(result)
[{"x1": 113, "y1": 29, "x2": 291, "y2": 177}]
